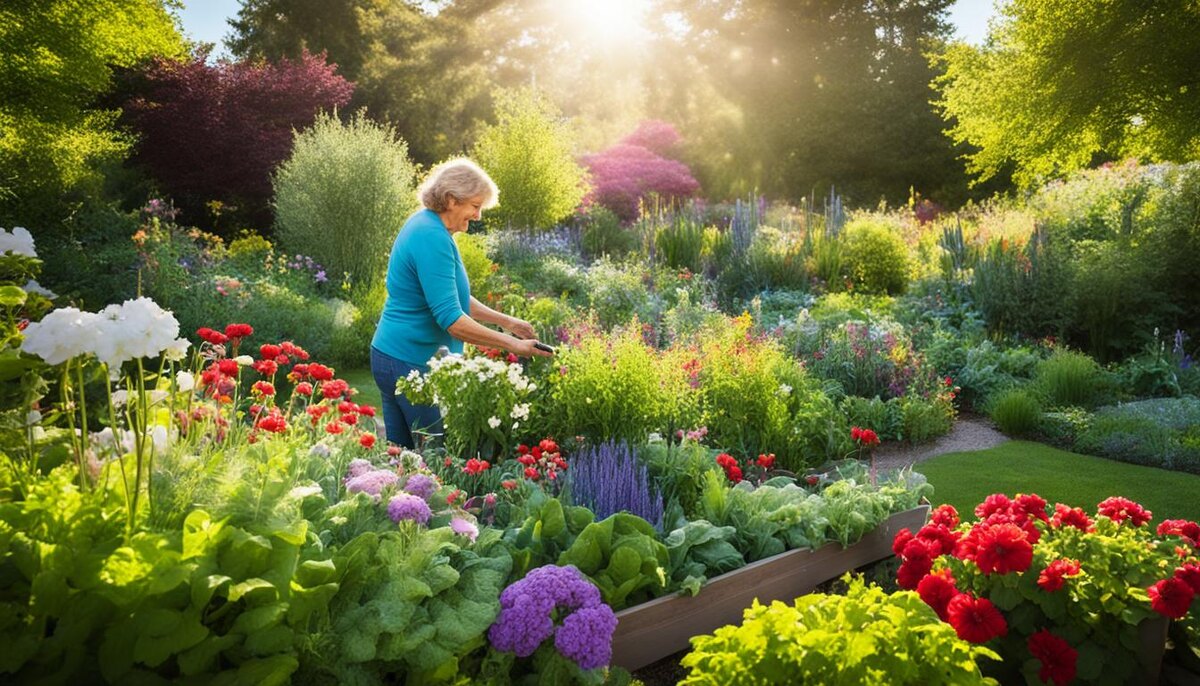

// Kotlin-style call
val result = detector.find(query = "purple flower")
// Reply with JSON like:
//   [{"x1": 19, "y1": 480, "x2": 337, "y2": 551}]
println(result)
[
  {"x1": 346, "y1": 469, "x2": 398, "y2": 498},
  {"x1": 347, "y1": 458, "x2": 373, "y2": 478},
  {"x1": 554, "y1": 604, "x2": 617, "y2": 670},
  {"x1": 387, "y1": 493, "x2": 432, "y2": 524},
  {"x1": 314, "y1": 270, "x2": 327, "y2": 283},
  {"x1": 402, "y1": 473, "x2": 438, "y2": 500},
  {"x1": 569, "y1": 440, "x2": 663, "y2": 530},
  {"x1": 449, "y1": 517, "x2": 478, "y2": 542},
  {"x1": 488, "y1": 565, "x2": 614, "y2": 669}
]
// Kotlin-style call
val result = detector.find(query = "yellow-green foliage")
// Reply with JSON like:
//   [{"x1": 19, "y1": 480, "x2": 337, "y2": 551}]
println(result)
[
  {"x1": 227, "y1": 230, "x2": 273, "y2": 257},
  {"x1": 681, "y1": 576, "x2": 999, "y2": 685},
  {"x1": 453, "y1": 232, "x2": 495, "y2": 296},
  {"x1": 841, "y1": 217, "x2": 912, "y2": 295}
]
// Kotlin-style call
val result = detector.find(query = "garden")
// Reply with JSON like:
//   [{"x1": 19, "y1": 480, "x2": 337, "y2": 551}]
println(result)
[{"x1": 4, "y1": 1, "x2": 1200, "y2": 684}]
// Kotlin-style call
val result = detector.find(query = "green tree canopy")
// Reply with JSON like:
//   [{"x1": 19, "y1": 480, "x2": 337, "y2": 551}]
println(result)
[
  {"x1": 472, "y1": 88, "x2": 588, "y2": 230},
  {"x1": 0, "y1": 0, "x2": 186, "y2": 225},
  {"x1": 936, "y1": 0, "x2": 1200, "y2": 188}
]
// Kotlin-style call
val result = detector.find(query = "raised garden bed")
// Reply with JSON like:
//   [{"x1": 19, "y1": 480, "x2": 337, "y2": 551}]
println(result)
[{"x1": 611, "y1": 505, "x2": 930, "y2": 671}]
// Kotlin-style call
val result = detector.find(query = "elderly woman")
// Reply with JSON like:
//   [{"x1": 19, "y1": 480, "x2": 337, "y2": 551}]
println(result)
[{"x1": 371, "y1": 158, "x2": 553, "y2": 448}]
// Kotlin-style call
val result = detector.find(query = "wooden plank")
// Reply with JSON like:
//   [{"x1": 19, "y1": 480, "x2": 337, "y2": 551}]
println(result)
[{"x1": 611, "y1": 505, "x2": 929, "y2": 671}]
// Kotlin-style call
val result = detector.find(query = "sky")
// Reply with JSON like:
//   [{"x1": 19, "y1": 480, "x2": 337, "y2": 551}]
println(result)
[{"x1": 176, "y1": 0, "x2": 998, "y2": 61}]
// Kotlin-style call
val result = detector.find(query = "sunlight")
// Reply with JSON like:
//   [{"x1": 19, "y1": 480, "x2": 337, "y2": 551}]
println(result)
[{"x1": 559, "y1": 0, "x2": 650, "y2": 45}]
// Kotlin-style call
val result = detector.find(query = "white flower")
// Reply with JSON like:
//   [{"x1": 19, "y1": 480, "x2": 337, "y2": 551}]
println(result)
[
  {"x1": 0, "y1": 227, "x2": 36, "y2": 257},
  {"x1": 235, "y1": 355, "x2": 254, "y2": 366},
  {"x1": 148, "y1": 425, "x2": 171, "y2": 452},
  {"x1": 488, "y1": 416, "x2": 501, "y2": 429},
  {"x1": 309, "y1": 443, "x2": 332, "y2": 458},
  {"x1": 163, "y1": 337, "x2": 190, "y2": 362},
  {"x1": 23, "y1": 280, "x2": 56, "y2": 298},
  {"x1": 510, "y1": 403, "x2": 530, "y2": 420},
  {"x1": 777, "y1": 384, "x2": 792, "y2": 396},
  {"x1": 111, "y1": 390, "x2": 129, "y2": 406},
  {"x1": 147, "y1": 390, "x2": 169, "y2": 406},
  {"x1": 176, "y1": 371, "x2": 195, "y2": 392},
  {"x1": 90, "y1": 298, "x2": 180, "y2": 367},
  {"x1": 26, "y1": 410, "x2": 42, "y2": 426},
  {"x1": 20, "y1": 307, "x2": 98, "y2": 365}
]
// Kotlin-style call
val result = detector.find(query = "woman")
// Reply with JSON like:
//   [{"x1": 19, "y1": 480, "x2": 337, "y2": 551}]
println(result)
[{"x1": 371, "y1": 158, "x2": 553, "y2": 448}]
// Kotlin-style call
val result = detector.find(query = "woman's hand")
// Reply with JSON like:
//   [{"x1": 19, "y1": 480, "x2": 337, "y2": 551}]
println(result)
[
  {"x1": 514, "y1": 339, "x2": 554, "y2": 358},
  {"x1": 504, "y1": 316, "x2": 537, "y2": 340}
]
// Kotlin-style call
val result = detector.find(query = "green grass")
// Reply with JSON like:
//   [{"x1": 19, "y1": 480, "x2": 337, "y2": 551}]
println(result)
[
  {"x1": 919, "y1": 440, "x2": 1200, "y2": 522},
  {"x1": 342, "y1": 367, "x2": 382, "y2": 411}
]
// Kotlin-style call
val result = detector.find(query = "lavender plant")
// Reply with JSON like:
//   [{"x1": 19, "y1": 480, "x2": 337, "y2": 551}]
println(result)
[{"x1": 568, "y1": 440, "x2": 664, "y2": 529}]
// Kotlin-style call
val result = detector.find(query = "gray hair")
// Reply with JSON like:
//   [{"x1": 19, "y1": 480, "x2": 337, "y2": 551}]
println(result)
[{"x1": 417, "y1": 158, "x2": 499, "y2": 212}]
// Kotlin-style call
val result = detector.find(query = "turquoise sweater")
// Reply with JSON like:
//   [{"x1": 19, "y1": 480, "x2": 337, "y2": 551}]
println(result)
[{"x1": 371, "y1": 209, "x2": 470, "y2": 367}]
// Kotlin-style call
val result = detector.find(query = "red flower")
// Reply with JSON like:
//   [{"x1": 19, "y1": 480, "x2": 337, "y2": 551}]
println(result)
[
  {"x1": 972, "y1": 523, "x2": 1033, "y2": 575},
  {"x1": 524, "y1": 466, "x2": 540, "y2": 480},
  {"x1": 917, "y1": 568, "x2": 959, "y2": 621},
  {"x1": 325, "y1": 421, "x2": 344, "y2": 435},
  {"x1": 307, "y1": 363, "x2": 335, "y2": 381},
  {"x1": 805, "y1": 474, "x2": 819, "y2": 486},
  {"x1": 1014, "y1": 493, "x2": 1049, "y2": 522},
  {"x1": 506, "y1": 352, "x2": 519, "y2": 364},
  {"x1": 1097, "y1": 496, "x2": 1152, "y2": 526},
  {"x1": 893, "y1": 529, "x2": 916, "y2": 556},
  {"x1": 930, "y1": 504, "x2": 959, "y2": 529},
  {"x1": 1028, "y1": 629, "x2": 1078, "y2": 686},
  {"x1": 517, "y1": 454, "x2": 536, "y2": 466},
  {"x1": 501, "y1": 480, "x2": 518, "y2": 490},
  {"x1": 357, "y1": 404, "x2": 376, "y2": 417},
  {"x1": 1148, "y1": 577, "x2": 1196, "y2": 619},
  {"x1": 975, "y1": 493, "x2": 1012, "y2": 519},
  {"x1": 252, "y1": 381, "x2": 275, "y2": 397},
  {"x1": 917, "y1": 523, "x2": 961, "y2": 556},
  {"x1": 291, "y1": 363, "x2": 310, "y2": 379},
  {"x1": 197, "y1": 327, "x2": 228, "y2": 345},
  {"x1": 516, "y1": 444, "x2": 530, "y2": 455},
  {"x1": 531, "y1": 446, "x2": 543, "y2": 459},
  {"x1": 224, "y1": 323, "x2": 253, "y2": 339},
  {"x1": 387, "y1": 445, "x2": 401, "y2": 456},
  {"x1": 539, "y1": 438, "x2": 559, "y2": 454},
  {"x1": 254, "y1": 413, "x2": 287, "y2": 433},
  {"x1": 756, "y1": 453, "x2": 775, "y2": 469},
  {"x1": 217, "y1": 358, "x2": 240, "y2": 376},
  {"x1": 1051, "y1": 503, "x2": 1093, "y2": 531},
  {"x1": 294, "y1": 382, "x2": 313, "y2": 396},
  {"x1": 321, "y1": 379, "x2": 350, "y2": 399},
  {"x1": 260, "y1": 344, "x2": 281, "y2": 359},
  {"x1": 463, "y1": 458, "x2": 491, "y2": 475},
  {"x1": 715, "y1": 452, "x2": 736, "y2": 468},
  {"x1": 851, "y1": 426, "x2": 862, "y2": 441},
  {"x1": 1175, "y1": 564, "x2": 1200, "y2": 594},
  {"x1": 253, "y1": 359, "x2": 278, "y2": 376},
  {"x1": 1158, "y1": 519, "x2": 1200, "y2": 546},
  {"x1": 725, "y1": 465, "x2": 743, "y2": 483},
  {"x1": 281, "y1": 341, "x2": 309, "y2": 360},
  {"x1": 359, "y1": 433, "x2": 376, "y2": 448},
  {"x1": 339, "y1": 413, "x2": 358, "y2": 426},
  {"x1": 338, "y1": 401, "x2": 357, "y2": 414},
  {"x1": 946, "y1": 594, "x2": 1007, "y2": 643},
  {"x1": 307, "y1": 405, "x2": 330, "y2": 424},
  {"x1": 897, "y1": 558, "x2": 933, "y2": 590},
  {"x1": 447, "y1": 489, "x2": 463, "y2": 505},
  {"x1": 1038, "y1": 559, "x2": 1082, "y2": 592}
]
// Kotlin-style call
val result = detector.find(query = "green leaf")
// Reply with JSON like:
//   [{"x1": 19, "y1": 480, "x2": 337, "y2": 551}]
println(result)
[
  {"x1": 295, "y1": 558, "x2": 337, "y2": 587},
  {"x1": 177, "y1": 634, "x2": 242, "y2": 676},
  {"x1": 228, "y1": 578, "x2": 277, "y2": 605},
  {"x1": 0, "y1": 285, "x2": 27, "y2": 307},
  {"x1": 229, "y1": 603, "x2": 288, "y2": 635}
]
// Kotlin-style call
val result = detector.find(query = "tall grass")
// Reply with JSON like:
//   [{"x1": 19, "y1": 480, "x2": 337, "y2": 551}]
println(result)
[{"x1": 1037, "y1": 349, "x2": 1101, "y2": 407}]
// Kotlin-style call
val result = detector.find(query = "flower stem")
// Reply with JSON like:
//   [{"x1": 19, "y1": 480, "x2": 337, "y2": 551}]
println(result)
[{"x1": 75, "y1": 358, "x2": 90, "y2": 489}]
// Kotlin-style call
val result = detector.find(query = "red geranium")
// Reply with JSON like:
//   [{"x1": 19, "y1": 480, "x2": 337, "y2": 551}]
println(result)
[
  {"x1": 892, "y1": 529, "x2": 915, "y2": 556},
  {"x1": 252, "y1": 381, "x2": 275, "y2": 396},
  {"x1": 197, "y1": 327, "x2": 228, "y2": 345},
  {"x1": 281, "y1": 341, "x2": 309, "y2": 360},
  {"x1": 322, "y1": 379, "x2": 350, "y2": 399},
  {"x1": 359, "y1": 433, "x2": 376, "y2": 448},
  {"x1": 294, "y1": 381, "x2": 313, "y2": 396},
  {"x1": 357, "y1": 404, "x2": 376, "y2": 417},
  {"x1": 756, "y1": 453, "x2": 775, "y2": 469},
  {"x1": 917, "y1": 568, "x2": 959, "y2": 621},
  {"x1": 971, "y1": 523, "x2": 1033, "y2": 575},
  {"x1": 725, "y1": 465, "x2": 743, "y2": 483},
  {"x1": 1038, "y1": 559, "x2": 1082, "y2": 592},
  {"x1": 307, "y1": 363, "x2": 334, "y2": 381},
  {"x1": 463, "y1": 458, "x2": 491, "y2": 475},
  {"x1": 524, "y1": 466, "x2": 540, "y2": 480},
  {"x1": 217, "y1": 358, "x2": 239, "y2": 376},
  {"x1": 1028, "y1": 629, "x2": 1077, "y2": 686},
  {"x1": 253, "y1": 359, "x2": 278, "y2": 376},
  {"x1": 930, "y1": 504, "x2": 959, "y2": 529},
  {"x1": 1097, "y1": 496, "x2": 1152, "y2": 526},
  {"x1": 946, "y1": 594, "x2": 1007, "y2": 643},
  {"x1": 850, "y1": 426, "x2": 880, "y2": 446},
  {"x1": 224, "y1": 323, "x2": 253, "y2": 339},
  {"x1": 1176, "y1": 563, "x2": 1200, "y2": 594},
  {"x1": 1013, "y1": 493, "x2": 1049, "y2": 522},
  {"x1": 917, "y1": 523, "x2": 961, "y2": 556},
  {"x1": 1148, "y1": 577, "x2": 1196, "y2": 619},
  {"x1": 1050, "y1": 503, "x2": 1094, "y2": 531},
  {"x1": 254, "y1": 413, "x2": 287, "y2": 433},
  {"x1": 1158, "y1": 519, "x2": 1200, "y2": 546},
  {"x1": 896, "y1": 537, "x2": 939, "y2": 589},
  {"x1": 325, "y1": 421, "x2": 344, "y2": 435},
  {"x1": 975, "y1": 493, "x2": 1012, "y2": 519},
  {"x1": 260, "y1": 343, "x2": 282, "y2": 359}
]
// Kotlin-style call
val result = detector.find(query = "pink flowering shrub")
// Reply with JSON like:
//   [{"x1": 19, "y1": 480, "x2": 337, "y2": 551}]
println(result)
[{"x1": 581, "y1": 121, "x2": 700, "y2": 222}]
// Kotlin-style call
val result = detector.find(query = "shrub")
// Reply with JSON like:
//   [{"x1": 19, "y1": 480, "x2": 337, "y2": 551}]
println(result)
[
  {"x1": 840, "y1": 396, "x2": 903, "y2": 442},
  {"x1": 524, "y1": 296, "x2": 575, "y2": 342},
  {"x1": 453, "y1": 232, "x2": 496, "y2": 296},
  {"x1": 900, "y1": 395, "x2": 955, "y2": 443},
  {"x1": 680, "y1": 576, "x2": 998, "y2": 685},
  {"x1": 988, "y1": 387, "x2": 1042, "y2": 436},
  {"x1": 581, "y1": 122, "x2": 701, "y2": 222},
  {"x1": 528, "y1": 257, "x2": 587, "y2": 301},
  {"x1": 473, "y1": 88, "x2": 588, "y2": 230},
  {"x1": 274, "y1": 111, "x2": 418, "y2": 291},
  {"x1": 742, "y1": 227, "x2": 810, "y2": 293},
  {"x1": 585, "y1": 259, "x2": 655, "y2": 329},
  {"x1": 1073, "y1": 398, "x2": 1200, "y2": 473},
  {"x1": 841, "y1": 217, "x2": 911, "y2": 295},
  {"x1": 1036, "y1": 349, "x2": 1101, "y2": 407},
  {"x1": 807, "y1": 319, "x2": 934, "y2": 401},
  {"x1": 579, "y1": 205, "x2": 637, "y2": 260},
  {"x1": 652, "y1": 214, "x2": 705, "y2": 272}
]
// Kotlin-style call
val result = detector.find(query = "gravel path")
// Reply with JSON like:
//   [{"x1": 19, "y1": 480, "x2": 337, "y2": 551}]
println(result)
[{"x1": 872, "y1": 415, "x2": 1010, "y2": 471}]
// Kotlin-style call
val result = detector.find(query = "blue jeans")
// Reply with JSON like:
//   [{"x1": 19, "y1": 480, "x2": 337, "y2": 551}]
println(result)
[{"x1": 370, "y1": 347, "x2": 443, "y2": 448}]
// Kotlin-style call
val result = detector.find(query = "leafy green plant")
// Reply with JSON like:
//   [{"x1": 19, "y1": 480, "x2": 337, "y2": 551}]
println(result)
[
  {"x1": 584, "y1": 259, "x2": 655, "y2": 328},
  {"x1": 274, "y1": 110, "x2": 418, "y2": 291},
  {"x1": 662, "y1": 519, "x2": 745, "y2": 595},
  {"x1": 680, "y1": 576, "x2": 999, "y2": 685},
  {"x1": 652, "y1": 213, "x2": 706, "y2": 273},
  {"x1": 557, "y1": 512, "x2": 670, "y2": 610},
  {"x1": 474, "y1": 88, "x2": 588, "y2": 231},
  {"x1": 840, "y1": 395, "x2": 903, "y2": 442},
  {"x1": 899, "y1": 394, "x2": 955, "y2": 443},
  {"x1": 580, "y1": 206, "x2": 637, "y2": 260},
  {"x1": 1036, "y1": 349, "x2": 1101, "y2": 407},
  {"x1": 988, "y1": 387, "x2": 1042, "y2": 436},
  {"x1": 1073, "y1": 399, "x2": 1200, "y2": 474},
  {"x1": 841, "y1": 217, "x2": 912, "y2": 295}
]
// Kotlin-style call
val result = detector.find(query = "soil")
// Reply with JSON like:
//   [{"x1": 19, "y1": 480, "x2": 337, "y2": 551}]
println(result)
[{"x1": 871, "y1": 414, "x2": 1009, "y2": 472}]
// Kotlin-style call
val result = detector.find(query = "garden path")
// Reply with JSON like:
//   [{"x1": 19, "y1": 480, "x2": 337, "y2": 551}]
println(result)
[{"x1": 872, "y1": 416, "x2": 1009, "y2": 472}]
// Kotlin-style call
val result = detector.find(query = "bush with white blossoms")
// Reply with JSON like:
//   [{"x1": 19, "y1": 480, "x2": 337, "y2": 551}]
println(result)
[{"x1": 396, "y1": 351, "x2": 537, "y2": 460}]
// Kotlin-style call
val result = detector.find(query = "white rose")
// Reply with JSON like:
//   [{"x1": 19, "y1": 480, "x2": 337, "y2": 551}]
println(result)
[{"x1": 176, "y1": 371, "x2": 195, "y2": 392}]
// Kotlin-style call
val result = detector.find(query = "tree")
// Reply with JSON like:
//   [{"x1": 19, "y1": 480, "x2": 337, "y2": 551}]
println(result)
[
  {"x1": 936, "y1": 0, "x2": 1200, "y2": 188},
  {"x1": 472, "y1": 88, "x2": 588, "y2": 230},
  {"x1": 226, "y1": 0, "x2": 387, "y2": 81},
  {"x1": 0, "y1": 0, "x2": 186, "y2": 226},
  {"x1": 581, "y1": 120, "x2": 701, "y2": 222},
  {"x1": 121, "y1": 49, "x2": 354, "y2": 232}
]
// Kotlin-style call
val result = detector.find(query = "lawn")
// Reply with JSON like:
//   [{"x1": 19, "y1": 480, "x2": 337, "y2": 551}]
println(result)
[{"x1": 919, "y1": 440, "x2": 1200, "y2": 522}]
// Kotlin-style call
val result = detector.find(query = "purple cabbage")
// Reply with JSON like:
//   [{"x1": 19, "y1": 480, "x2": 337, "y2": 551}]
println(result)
[{"x1": 568, "y1": 440, "x2": 663, "y2": 530}]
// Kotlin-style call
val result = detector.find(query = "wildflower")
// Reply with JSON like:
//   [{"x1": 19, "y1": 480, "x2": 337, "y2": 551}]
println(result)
[
  {"x1": 387, "y1": 493, "x2": 432, "y2": 525},
  {"x1": 488, "y1": 416, "x2": 501, "y2": 429},
  {"x1": 946, "y1": 594, "x2": 1007, "y2": 643},
  {"x1": 1027, "y1": 630, "x2": 1077, "y2": 686},
  {"x1": 1148, "y1": 577, "x2": 1195, "y2": 619},
  {"x1": 1038, "y1": 559, "x2": 1082, "y2": 592}
]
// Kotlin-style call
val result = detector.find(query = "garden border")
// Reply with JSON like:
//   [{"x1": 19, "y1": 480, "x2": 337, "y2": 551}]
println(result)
[{"x1": 611, "y1": 505, "x2": 930, "y2": 671}]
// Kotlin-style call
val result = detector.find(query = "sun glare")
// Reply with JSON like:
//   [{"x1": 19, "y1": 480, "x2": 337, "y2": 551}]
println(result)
[{"x1": 560, "y1": 0, "x2": 650, "y2": 45}]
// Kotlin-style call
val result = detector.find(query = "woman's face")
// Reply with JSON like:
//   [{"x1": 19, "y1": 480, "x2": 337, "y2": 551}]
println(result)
[{"x1": 443, "y1": 195, "x2": 484, "y2": 233}]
